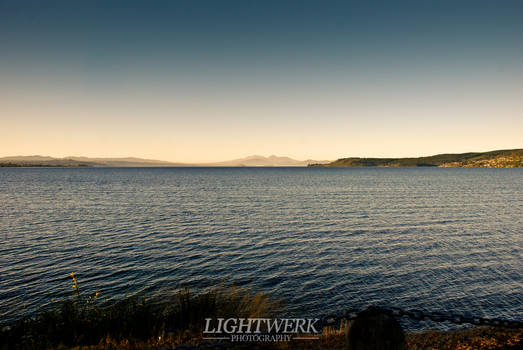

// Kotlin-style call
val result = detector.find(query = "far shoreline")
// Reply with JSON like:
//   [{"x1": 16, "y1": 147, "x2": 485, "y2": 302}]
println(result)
[{"x1": 1, "y1": 148, "x2": 521, "y2": 168}]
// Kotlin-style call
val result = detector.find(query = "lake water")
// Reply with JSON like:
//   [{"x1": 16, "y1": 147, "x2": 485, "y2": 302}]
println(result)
[{"x1": 1, "y1": 167, "x2": 522, "y2": 329}]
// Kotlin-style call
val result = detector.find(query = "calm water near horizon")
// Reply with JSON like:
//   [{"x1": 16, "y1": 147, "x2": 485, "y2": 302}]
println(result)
[{"x1": 1, "y1": 167, "x2": 522, "y2": 329}]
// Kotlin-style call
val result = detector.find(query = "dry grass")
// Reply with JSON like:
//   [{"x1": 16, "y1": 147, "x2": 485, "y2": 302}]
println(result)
[
  {"x1": 405, "y1": 326, "x2": 522, "y2": 350},
  {"x1": 0, "y1": 276, "x2": 281, "y2": 350}
]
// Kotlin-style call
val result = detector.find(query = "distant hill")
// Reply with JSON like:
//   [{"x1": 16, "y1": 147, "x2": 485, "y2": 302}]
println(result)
[
  {"x1": 0, "y1": 155, "x2": 330, "y2": 167},
  {"x1": 0, "y1": 155, "x2": 186, "y2": 167},
  {"x1": 311, "y1": 149, "x2": 523, "y2": 168},
  {"x1": 205, "y1": 155, "x2": 330, "y2": 167}
]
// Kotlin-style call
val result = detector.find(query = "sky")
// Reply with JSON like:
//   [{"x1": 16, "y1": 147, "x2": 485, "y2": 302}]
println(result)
[{"x1": 1, "y1": 0, "x2": 522, "y2": 162}]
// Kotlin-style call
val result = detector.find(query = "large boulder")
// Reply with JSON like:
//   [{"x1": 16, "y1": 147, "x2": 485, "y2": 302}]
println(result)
[{"x1": 345, "y1": 307, "x2": 405, "y2": 350}]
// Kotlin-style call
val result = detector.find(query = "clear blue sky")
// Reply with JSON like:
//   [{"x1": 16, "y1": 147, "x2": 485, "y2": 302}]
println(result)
[{"x1": 1, "y1": 0, "x2": 522, "y2": 162}]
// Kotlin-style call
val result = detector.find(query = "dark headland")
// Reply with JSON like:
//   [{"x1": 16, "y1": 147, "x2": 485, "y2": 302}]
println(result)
[{"x1": 309, "y1": 149, "x2": 523, "y2": 168}]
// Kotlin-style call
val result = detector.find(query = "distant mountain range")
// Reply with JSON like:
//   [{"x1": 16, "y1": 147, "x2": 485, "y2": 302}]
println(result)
[
  {"x1": 0, "y1": 155, "x2": 330, "y2": 167},
  {"x1": 310, "y1": 149, "x2": 523, "y2": 168},
  {"x1": 2, "y1": 149, "x2": 521, "y2": 168},
  {"x1": 207, "y1": 155, "x2": 330, "y2": 167}
]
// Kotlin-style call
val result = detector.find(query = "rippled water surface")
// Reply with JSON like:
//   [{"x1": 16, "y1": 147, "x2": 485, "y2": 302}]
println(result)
[{"x1": 1, "y1": 167, "x2": 522, "y2": 328}]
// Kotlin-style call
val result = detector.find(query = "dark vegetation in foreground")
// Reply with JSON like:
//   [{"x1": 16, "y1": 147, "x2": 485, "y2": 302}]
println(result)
[
  {"x1": 310, "y1": 149, "x2": 523, "y2": 167},
  {"x1": 0, "y1": 274, "x2": 281, "y2": 349},
  {"x1": 1, "y1": 275, "x2": 521, "y2": 349}
]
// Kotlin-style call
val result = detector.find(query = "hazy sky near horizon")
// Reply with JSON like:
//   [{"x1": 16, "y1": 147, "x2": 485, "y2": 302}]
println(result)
[{"x1": 1, "y1": 0, "x2": 522, "y2": 162}]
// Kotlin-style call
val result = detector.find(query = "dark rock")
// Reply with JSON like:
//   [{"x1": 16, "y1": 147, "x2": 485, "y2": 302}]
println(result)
[{"x1": 346, "y1": 307, "x2": 405, "y2": 350}]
